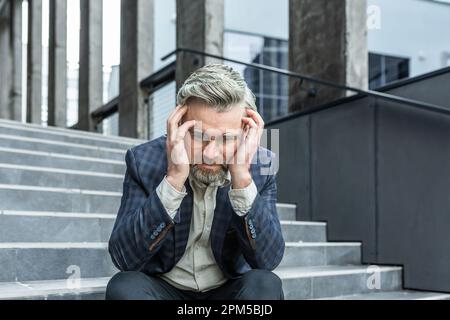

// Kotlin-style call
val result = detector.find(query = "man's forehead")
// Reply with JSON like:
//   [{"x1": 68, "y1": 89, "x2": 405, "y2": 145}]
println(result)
[
  {"x1": 190, "y1": 125, "x2": 242, "y2": 136},
  {"x1": 185, "y1": 107, "x2": 245, "y2": 133}
]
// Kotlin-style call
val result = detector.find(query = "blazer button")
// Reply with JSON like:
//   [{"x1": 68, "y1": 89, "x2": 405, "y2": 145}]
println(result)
[
  {"x1": 153, "y1": 231, "x2": 159, "y2": 237},
  {"x1": 150, "y1": 235, "x2": 155, "y2": 240},
  {"x1": 160, "y1": 222, "x2": 166, "y2": 228},
  {"x1": 251, "y1": 234, "x2": 257, "y2": 239}
]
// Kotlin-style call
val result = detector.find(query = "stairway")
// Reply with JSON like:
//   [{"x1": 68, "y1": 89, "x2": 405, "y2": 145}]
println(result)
[{"x1": 0, "y1": 118, "x2": 448, "y2": 300}]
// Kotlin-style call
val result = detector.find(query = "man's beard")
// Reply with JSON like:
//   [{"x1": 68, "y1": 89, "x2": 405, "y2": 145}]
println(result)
[{"x1": 190, "y1": 164, "x2": 228, "y2": 185}]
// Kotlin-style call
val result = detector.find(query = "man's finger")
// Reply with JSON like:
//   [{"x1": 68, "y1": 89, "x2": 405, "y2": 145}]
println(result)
[
  {"x1": 246, "y1": 125, "x2": 258, "y2": 142},
  {"x1": 242, "y1": 117, "x2": 260, "y2": 150},
  {"x1": 246, "y1": 109, "x2": 265, "y2": 129},
  {"x1": 245, "y1": 109, "x2": 265, "y2": 142},
  {"x1": 240, "y1": 118, "x2": 257, "y2": 145},
  {"x1": 167, "y1": 105, "x2": 183, "y2": 124},
  {"x1": 169, "y1": 105, "x2": 187, "y2": 127},
  {"x1": 167, "y1": 105, "x2": 183, "y2": 140},
  {"x1": 168, "y1": 106, "x2": 188, "y2": 139},
  {"x1": 242, "y1": 116, "x2": 257, "y2": 129},
  {"x1": 176, "y1": 119, "x2": 196, "y2": 141}
]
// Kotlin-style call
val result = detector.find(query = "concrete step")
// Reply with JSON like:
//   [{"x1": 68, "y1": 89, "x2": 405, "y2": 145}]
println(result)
[
  {"x1": 0, "y1": 120, "x2": 143, "y2": 150},
  {"x1": 0, "y1": 184, "x2": 121, "y2": 213},
  {"x1": 0, "y1": 146, "x2": 126, "y2": 174},
  {"x1": 0, "y1": 241, "x2": 359, "y2": 282},
  {"x1": 3, "y1": 276, "x2": 448, "y2": 300},
  {"x1": 0, "y1": 164, "x2": 124, "y2": 192},
  {"x1": 0, "y1": 134, "x2": 126, "y2": 161},
  {"x1": 0, "y1": 211, "x2": 115, "y2": 242},
  {"x1": 0, "y1": 264, "x2": 404, "y2": 300},
  {"x1": 281, "y1": 221, "x2": 326, "y2": 242},
  {"x1": 0, "y1": 119, "x2": 147, "y2": 148},
  {"x1": 0, "y1": 243, "x2": 118, "y2": 282},
  {"x1": 279, "y1": 242, "x2": 361, "y2": 268},
  {"x1": 274, "y1": 265, "x2": 403, "y2": 299},
  {"x1": 0, "y1": 186, "x2": 294, "y2": 217},
  {"x1": 0, "y1": 277, "x2": 109, "y2": 300},
  {"x1": 0, "y1": 211, "x2": 321, "y2": 243},
  {"x1": 319, "y1": 290, "x2": 450, "y2": 300},
  {"x1": 277, "y1": 203, "x2": 296, "y2": 220}
]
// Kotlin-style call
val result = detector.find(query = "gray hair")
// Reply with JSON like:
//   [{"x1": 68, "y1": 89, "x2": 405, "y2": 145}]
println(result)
[{"x1": 176, "y1": 64, "x2": 257, "y2": 112}]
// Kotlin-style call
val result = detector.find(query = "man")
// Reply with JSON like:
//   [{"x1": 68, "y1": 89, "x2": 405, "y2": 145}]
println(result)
[{"x1": 106, "y1": 64, "x2": 285, "y2": 300}]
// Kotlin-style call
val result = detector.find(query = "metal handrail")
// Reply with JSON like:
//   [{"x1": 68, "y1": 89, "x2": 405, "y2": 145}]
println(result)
[
  {"x1": 91, "y1": 47, "x2": 450, "y2": 126},
  {"x1": 162, "y1": 47, "x2": 450, "y2": 116}
]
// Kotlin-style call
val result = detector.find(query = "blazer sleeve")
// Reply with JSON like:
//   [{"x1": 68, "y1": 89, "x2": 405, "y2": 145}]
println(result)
[
  {"x1": 231, "y1": 153, "x2": 285, "y2": 270},
  {"x1": 108, "y1": 148, "x2": 176, "y2": 271}
]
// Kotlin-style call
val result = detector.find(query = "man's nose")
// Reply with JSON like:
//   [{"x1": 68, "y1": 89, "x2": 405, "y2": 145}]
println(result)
[{"x1": 203, "y1": 140, "x2": 220, "y2": 164}]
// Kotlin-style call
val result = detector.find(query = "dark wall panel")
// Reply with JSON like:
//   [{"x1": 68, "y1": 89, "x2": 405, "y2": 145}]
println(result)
[
  {"x1": 266, "y1": 116, "x2": 311, "y2": 220},
  {"x1": 265, "y1": 68, "x2": 450, "y2": 292},
  {"x1": 377, "y1": 101, "x2": 450, "y2": 292},
  {"x1": 310, "y1": 99, "x2": 376, "y2": 262}
]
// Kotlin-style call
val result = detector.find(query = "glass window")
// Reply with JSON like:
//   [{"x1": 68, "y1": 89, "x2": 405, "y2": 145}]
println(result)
[
  {"x1": 224, "y1": 30, "x2": 289, "y2": 122},
  {"x1": 369, "y1": 53, "x2": 410, "y2": 89}
]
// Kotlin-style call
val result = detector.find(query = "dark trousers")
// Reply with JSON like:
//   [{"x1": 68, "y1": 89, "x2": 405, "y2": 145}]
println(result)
[{"x1": 105, "y1": 269, "x2": 284, "y2": 300}]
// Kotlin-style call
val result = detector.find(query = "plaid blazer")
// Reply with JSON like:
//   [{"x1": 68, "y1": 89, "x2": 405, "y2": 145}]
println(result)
[{"x1": 108, "y1": 134, "x2": 285, "y2": 279}]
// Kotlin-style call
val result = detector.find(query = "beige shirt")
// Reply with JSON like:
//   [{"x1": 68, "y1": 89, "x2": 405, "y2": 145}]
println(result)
[{"x1": 155, "y1": 170, "x2": 258, "y2": 292}]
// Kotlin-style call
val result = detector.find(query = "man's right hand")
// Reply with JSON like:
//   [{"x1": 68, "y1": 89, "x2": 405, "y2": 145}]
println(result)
[{"x1": 166, "y1": 105, "x2": 195, "y2": 192}]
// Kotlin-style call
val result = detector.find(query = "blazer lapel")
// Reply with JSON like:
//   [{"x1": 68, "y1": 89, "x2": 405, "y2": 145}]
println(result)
[
  {"x1": 173, "y1": 180, "x2": 193, "y2": 264},
  {"x1": 210, "y1": 183, "x2": 232, "y2": 271}
]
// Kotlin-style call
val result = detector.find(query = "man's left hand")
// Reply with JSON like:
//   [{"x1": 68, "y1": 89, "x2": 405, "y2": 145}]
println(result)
[{"x1": 229, "y1": 108, "x2": 264, "y2": 189}]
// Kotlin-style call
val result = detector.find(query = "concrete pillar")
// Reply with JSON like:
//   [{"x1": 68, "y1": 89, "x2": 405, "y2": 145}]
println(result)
[
  {"x1": 118, "y1": 0, "x2": 153, "y2": 139},
  {"x1": 175, "y1": 0, "x2": 224, "y2": 91},
  {"x1": 0, "y1": 0, "x2": 11, "y2": 120},
  {"x1": 1, "y1": 0, "x2": 22, "y2": 121},
  {"x1": 10, "y1": 0, "x2": 22, "y2": 121},
  {"x1": 26, "y1": 0, "x2": 43, "y2": 124},
  {"x1": 78, "y1": 0, "x2": 102, "y2": 132},
  {"x1": 288, "y1": 0, "x2": 368, "y2": 112},
  {"x1": 48, "y1": 0, "x2": 67, "y2": 127}
]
